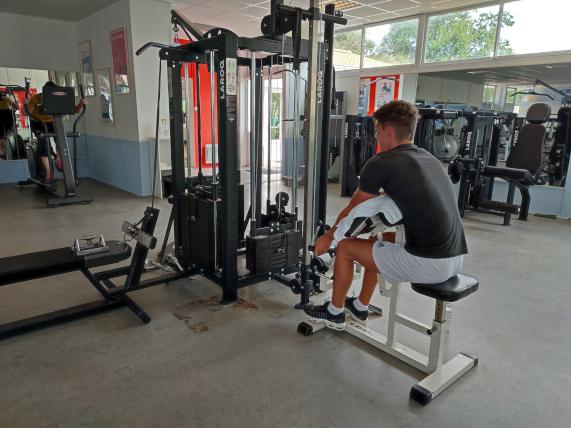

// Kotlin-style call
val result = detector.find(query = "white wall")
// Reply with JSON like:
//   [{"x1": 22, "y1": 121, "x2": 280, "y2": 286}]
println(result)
[
  {"x1": 75, "y1": 0, "x2": 139, "y2": 142},
  {"x1": 129, "y1": 0, "x2": 171, "y2": 141},
  {"x1": 0, "y1": 67, "x2": 49, "y2": 91},
  {"x1": 0, "y1": 13, "x2": 77, "y2": 71},
  {"x1": 335, "y1": 74, "x2": 360, "y2": 115},
  {"x1": 416, "y1": 75, "x2": 484, "y2": 107}
]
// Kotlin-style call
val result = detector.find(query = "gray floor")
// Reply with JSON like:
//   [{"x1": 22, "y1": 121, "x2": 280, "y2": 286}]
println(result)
[{"x1": 1, "y1": 179, "x2": 570, "y2": 428}]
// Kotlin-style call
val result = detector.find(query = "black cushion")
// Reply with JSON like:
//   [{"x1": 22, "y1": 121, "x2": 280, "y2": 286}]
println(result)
[
  {"x1": 506, "y1": 124, "x2": 545, "y2": 174},
  {"x1": 483, "y1": 165, "x2": 535, "y2": 185},
  {"x1": 526, "y1": 102, "x2": 551, "y2": 124},
  {"x1": 411, "y1": 273, "x2": 479, "y2": 302},
  {"x1": 0, "y1": 241, "x2": 131, "y2": 287}
]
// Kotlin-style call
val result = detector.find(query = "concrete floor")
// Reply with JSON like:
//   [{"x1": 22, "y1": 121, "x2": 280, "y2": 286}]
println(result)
[{"x1": 1, "y1": 179, "x2": 570, "y2": 428}]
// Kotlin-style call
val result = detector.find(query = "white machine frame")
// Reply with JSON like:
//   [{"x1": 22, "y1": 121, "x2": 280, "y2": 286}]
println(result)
[{"x1": 298, "y1": 225, "x2": 478, "y2": 405}]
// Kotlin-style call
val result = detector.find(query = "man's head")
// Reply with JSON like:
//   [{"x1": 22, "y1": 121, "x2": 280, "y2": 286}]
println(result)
[{"x1": 373, "y1": 100, "x2": 419, "y2": 152}]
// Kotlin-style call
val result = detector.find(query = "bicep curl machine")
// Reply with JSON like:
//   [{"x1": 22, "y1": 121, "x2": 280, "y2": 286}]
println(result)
[{"x1": 299, "y1": 196, "x2": 480, "y2": 405}]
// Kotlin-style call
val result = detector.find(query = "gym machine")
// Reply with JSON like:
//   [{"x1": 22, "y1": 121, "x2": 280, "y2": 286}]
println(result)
[
  {"x1": 339, "y1": 115, "x2": 376, "y2": 197},
  {"x1": 137, "y1": 1, "x2": 346, "y2": 306},
  {"x1": 19, "y1": 82, "x2": 93, "y2": 207},
  {"x1": 0, "y1": 206, "x2": 188, "y2": 340},
  {"x1": 298, "y1": 195, "x2": 480, "y2": 405},
  {"x1": 449, "y1": 105, "x2": 550, "y2": 225},
  {"x1": 414, "y1": 107, "x2": 460, "y2": 160},
  {"x1": 0, "y1": 84, "x2": 27, "y2": 160}
]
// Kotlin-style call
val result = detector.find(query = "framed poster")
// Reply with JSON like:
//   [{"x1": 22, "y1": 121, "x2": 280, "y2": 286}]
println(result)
[
  {"x1": 96, "y1": 68, "x2": 114, "y2": 125},
  {"x1": 358, "y1": 75, "x2": 400, "y2": 116},
  {"x1": 109, "y1": 27, "x2": 131, "y2": 94},
  {"x1": 78, "y1": 40, "x2": 95, "y2": 96}
]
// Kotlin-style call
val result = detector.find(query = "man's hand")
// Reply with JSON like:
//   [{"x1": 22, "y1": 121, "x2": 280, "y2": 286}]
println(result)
[{"x1": 313, "y1": 233, "x2": 334, "y2": 256}]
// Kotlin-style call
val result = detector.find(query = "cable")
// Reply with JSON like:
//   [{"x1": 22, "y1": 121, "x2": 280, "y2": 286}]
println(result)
[{"x1": 150, "y1": 59, "x2": 162, "y2": 210}]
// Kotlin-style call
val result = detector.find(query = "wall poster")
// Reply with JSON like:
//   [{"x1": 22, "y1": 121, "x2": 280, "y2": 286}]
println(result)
[
  {"x1": 78, "y1": 40, "x2": 95, "y2": 96},
  {"x1": 109, "y1": 27, "x2": 130, "y2": 94}
]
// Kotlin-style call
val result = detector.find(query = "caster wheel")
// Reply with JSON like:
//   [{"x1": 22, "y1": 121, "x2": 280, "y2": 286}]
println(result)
[{"x1": 297, "y1": 321, "x2": 314, "y2": 336}]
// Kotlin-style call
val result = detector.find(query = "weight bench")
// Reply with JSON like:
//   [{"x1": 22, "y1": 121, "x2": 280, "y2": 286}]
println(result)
[
  {"x1": 0, "y1": 207, "x2": 187, "y2": 340},
  {"x1": 299, "y1": 200, "x2": 479, "y2": 405}
]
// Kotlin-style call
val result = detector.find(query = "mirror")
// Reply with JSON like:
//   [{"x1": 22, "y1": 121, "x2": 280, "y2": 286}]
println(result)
[{"x1": 96, "y1": 68, "x2": 114, "y2": 125}]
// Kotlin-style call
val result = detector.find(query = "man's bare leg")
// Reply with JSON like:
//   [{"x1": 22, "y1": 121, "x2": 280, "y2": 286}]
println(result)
[
  {"x1": 331, "y1": 238, "x2": 379, "y2": 308},
  {"x1": 41, "y1": 156, "x2": 52, "y2": 179}
]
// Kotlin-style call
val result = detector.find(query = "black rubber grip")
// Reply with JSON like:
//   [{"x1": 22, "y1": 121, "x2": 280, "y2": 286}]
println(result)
[{"x1": 480, "y1": 200, "x2": 519, "y2": 214}]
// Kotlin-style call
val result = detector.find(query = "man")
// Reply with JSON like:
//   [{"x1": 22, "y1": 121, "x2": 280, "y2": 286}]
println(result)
[
  {"x1": 23, "y1": 81, "x2": 86, "y2": 183},
  {"x1": 304, "y1": 100, "x2": 467, "y2": 330}
]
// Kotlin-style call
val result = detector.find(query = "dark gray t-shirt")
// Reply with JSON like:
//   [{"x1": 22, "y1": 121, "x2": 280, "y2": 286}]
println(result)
[{"x1": 359, "y1": 144, "x2": 468, "y2": 259}]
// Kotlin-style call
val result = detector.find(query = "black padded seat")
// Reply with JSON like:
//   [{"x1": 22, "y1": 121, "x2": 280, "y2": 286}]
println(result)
[
  {"x1": 483, "y1": 165, "x2": 535, "y2": 185},
  {"x1": 0, "y1": 241, "x2": 131, "y2": 287},
  {"x1": 411, "y1": 274, "x2": 479, "y2": 302}
]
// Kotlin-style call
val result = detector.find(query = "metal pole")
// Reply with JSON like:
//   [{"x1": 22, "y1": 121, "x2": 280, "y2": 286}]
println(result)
[
  {"x1": 300, "y1": 0, "x2": 324, "y2": 306},
  {"x1": 184, "y1": 64, "x2": 193, "y2": 176},
  {"x1": 250, "y1": 52, "x2": 257, "y2": 236},
  {"x1": 267, "y1": 57, "x2": 273, "y2": 210},
  {"x1": 210, "y1": 50, "x2": 218, "y2": 270},
  {"x1": 317, "y1": 2, "x2": 336, "y2": 232},
  {"x1": 292, "y1": 67, "x2": 300, "y2": 216}
]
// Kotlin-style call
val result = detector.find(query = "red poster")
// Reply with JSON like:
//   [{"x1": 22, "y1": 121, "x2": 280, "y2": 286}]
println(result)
[{"x1": 110, "y1": 28, "x2": 130, "y2": 94}]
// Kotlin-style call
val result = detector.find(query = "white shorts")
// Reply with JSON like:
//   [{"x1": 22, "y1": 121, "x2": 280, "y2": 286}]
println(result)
[{"x1": 372, "y1": 241, "x2": 463, "y2": 284}]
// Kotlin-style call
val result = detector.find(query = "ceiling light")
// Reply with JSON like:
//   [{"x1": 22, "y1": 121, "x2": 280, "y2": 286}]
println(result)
[
  {"x1": 467, "y1": 70, "x2": 490, "y2": 75},
  {"x1": 320, "y1": 0, "x2": 361, "y2": 11},
  {"x1": 545, "y1": 65, "x2": 553, "y2": 69}
]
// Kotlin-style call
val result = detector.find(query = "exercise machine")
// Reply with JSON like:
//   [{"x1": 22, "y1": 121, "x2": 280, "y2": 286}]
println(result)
[
  {"x1": 0, "y1": 207, "x2": 188, "y2": 340},
  {"x1": 137, "y1": 1, "x2": 346, "y2": 306},
  {"x1": 298, "y1": 198, "x2": 479, "y2": 405},
  {"x1": 19, "y1": 82, "x2": 93, "y2": 207},
  {"x1": 449, "y1": 104, "x2": 550, "y2": 225},
  {"x1": 414, "y1": 107, "x2": 459, "y2": 160},
  {"x1": 339, "y1": 115, "x2": 376, "y2": 197},
  {"x1": 0, "y1": 84, "x2": 27, "y2": 160}
]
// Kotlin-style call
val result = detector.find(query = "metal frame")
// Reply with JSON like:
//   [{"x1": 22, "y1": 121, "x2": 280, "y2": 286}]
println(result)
[
  {"x1": 0, "y1": 207, "x2": 188, "y2": 340},
  {"x1": 298, "y1": 225, "x2": 478, "y2": 405},
  {"x1": 160, "y1": 2, "x2": 345, "y2": 306}
]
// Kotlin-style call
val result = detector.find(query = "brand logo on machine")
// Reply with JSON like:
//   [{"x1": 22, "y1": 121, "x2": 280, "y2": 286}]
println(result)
[
  {"x1": 465, "y1": 131, "x2": 472, "y2": 154},
  {"x1": 512, "y1": 129, "x2": 519, "y2": 148},
  {"x1": 344, "y1": 121, "x2": 348, "y2": 138},
  {"x1": 53, "y1": 91, "x2": 67, "y2": 96},
  {"x1": 219, "y1": 59, "x2": 226, "y2": 100},
  {"x1": 316, "y1": 70, "x2": 324, "y2": 104}
]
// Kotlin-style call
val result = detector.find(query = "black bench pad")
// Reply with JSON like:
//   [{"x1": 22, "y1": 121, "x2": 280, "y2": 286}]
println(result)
[
  {"x1": 411, "y1": 274, "x2": 479, "y2": 302},
  {"x1": 483, "y1": 166, "x2": 535, "y2": 185},
  {"x1": 0, "y1": 241, "x2": 131, "y2": 287}
]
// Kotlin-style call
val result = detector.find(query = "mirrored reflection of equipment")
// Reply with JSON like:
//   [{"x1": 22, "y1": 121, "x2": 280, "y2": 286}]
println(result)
[
  {"x1": 414, "y1": 108, "x2": 459, "y2": 160},
  {"x1": 137, "y1": 2, "x2": 347, "y2": 307},
  {"x1": 327, "y1": 91, "x2": 346, "y2": 182},
  {"x1": 339, "y1": 115, "x2": 376, "y2": 196},
  {"x1": 449, "y1": 104, "x2": 550, "y2": 225},
  {"x1": 0, "y1": 84, "x2": 26, "y2": 160},
  {"x1": 19, "y1": 81, "x2": 92, "y2": 207}
]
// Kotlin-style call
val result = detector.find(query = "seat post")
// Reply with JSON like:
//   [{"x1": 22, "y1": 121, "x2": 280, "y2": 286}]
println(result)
[{"x1": 428, "y1": 299, "x2": 447, "y2": 371}]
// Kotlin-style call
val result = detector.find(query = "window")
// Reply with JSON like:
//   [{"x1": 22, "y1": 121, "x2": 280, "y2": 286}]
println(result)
[
  {"x1": 498, "y1": 0, "x2": 571, "y2": 56},
  {"x1": 362, "y1": 18, "x2": 419, "y2": 68},
  {"x1": 481, "y1": 85, "x2": 496, "y2": 110},
  {"x1": 333, "y1": 30, "x2": 362, "y2": 71},
  {"x1": 425, "y1": 5, "x2": 500, "y2": 63},
  {"x1": 505, "y1": 86, "x2": 528, "y2": 113}
]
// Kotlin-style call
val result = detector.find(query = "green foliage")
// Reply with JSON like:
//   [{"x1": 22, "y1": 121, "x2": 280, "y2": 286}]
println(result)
[
  {"x1": 425, "y1": 10, "x2": 514, "y2": 62},
  {"x1": 334, "y1": 10, "x2": 515, "y2": 65}
]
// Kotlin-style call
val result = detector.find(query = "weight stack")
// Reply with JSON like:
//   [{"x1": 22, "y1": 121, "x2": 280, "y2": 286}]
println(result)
[
  {"x1": 246, "y1": 229, "x2": 302, "y2": 274},
  {"x1": 180, "y1": 193, "x2": 221, "y2": 271}
]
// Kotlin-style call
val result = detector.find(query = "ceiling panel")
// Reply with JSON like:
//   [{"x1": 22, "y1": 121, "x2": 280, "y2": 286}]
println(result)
[
  {"x1": 422, "y1": 63, "x2": 571, "y2": 85},
  {"x1": 0, "y1": 0, "x2": 120, "y2": 21},
  {"x1": 173, "y1": 0, "x2": 498, "y2": 37}
]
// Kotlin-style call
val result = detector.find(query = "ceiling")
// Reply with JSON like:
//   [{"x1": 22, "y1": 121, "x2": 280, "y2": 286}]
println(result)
[
  {"x1": 173, "y1": 0, "x2": 495, "y2": 38},
  {"x1": 0, "y1": 0, "x2": 120, "y2": 21},
  {"x1": 422, "y1": 63, "x2": 571, "y2": 86}
]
